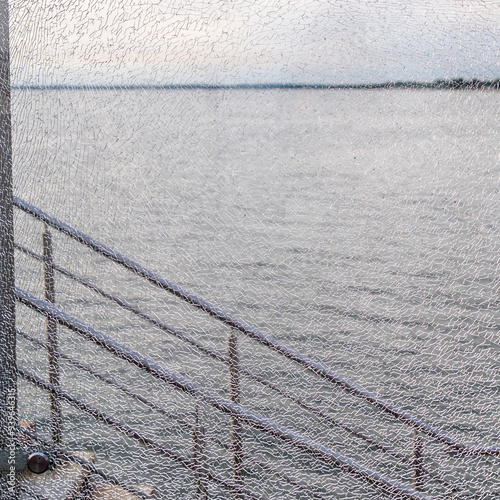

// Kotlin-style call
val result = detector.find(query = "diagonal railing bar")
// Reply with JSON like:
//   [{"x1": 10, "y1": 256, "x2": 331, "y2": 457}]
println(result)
[
  {"x1": 18, "y1": 367, "x2": 265, "y2": 500},
  {"x1": 15, "y1": 242, "x2": 418, "y2": 465},
  {"x1": 18, "y1": 426, "x2": 155, "y2": 500},
  {"x1": 15, "y1": 287, "x2": 430, "y2": 500},
  {"x1": 13, "y1": 197, "x2": 500, "y2": 457},
  {"x1": 241, "y1": 370, "x2": 409, "y2": 463},
  {"x1": 16, "y1": 327, "x2": 191, "y2": 429},
  {"x1": 18, "y1": 329, "x2": 331, "y2": 500}
]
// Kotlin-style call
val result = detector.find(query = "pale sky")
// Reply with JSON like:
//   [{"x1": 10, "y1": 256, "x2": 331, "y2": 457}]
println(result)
[{"x1": 9, "y1": 0, "x2": 500, "y2": 85}]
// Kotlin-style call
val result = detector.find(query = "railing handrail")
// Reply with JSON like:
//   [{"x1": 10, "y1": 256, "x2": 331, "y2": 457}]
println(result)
[
  {"x1": 13, "y1": 196, "x2": 500, "y2": 457},
  {"x1": 15, "y1": 286, "x2": 430, "y2": 500}
]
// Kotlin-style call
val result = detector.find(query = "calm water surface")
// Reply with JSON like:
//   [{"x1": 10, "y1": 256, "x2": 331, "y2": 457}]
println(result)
[{"x1": 11, "y1": 88, "x2": 499, "y2": 497}]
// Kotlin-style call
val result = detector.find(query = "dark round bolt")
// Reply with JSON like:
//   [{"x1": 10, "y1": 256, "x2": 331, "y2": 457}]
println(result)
[{"x1": 27, "y1": 452, "x2": 50, "y2": 474}]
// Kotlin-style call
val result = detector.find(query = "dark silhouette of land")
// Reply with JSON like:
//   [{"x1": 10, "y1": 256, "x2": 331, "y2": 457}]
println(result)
[{"x1": 12, "y1": 78, "x2": 500, "y2": 90}]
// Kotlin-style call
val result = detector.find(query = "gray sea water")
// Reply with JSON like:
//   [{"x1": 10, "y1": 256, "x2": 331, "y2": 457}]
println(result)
[{"x1": 11, "y1": 88, "x2": 500, "y2": 498}]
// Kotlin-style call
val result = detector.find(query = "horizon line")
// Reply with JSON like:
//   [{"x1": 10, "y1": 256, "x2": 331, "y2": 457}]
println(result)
[{"x1": 11, "y1": 78, "x2": 500, "y2": 91}]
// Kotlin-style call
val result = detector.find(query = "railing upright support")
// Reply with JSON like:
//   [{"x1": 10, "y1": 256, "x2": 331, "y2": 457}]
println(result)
[
  {"x1": 0, "y1": 0, "x2": 18, "y2": 496},
  {"x1": 228, "y1": 329, "x2": 243, "y2": 498},
  {"x1": 42, "y1": 225, "x2": 62, "y2": 445},
  {"x1": 192, "y1": 403, "x2": 207, "y2": 499},
  {"x1": 412, "y1": 431, "x2": 424, "y2": 492}
]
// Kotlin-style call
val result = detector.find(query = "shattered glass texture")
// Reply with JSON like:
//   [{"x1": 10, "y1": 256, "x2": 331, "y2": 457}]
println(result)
[{"x1": 7, "y1": 0, "x2": 500, "y2": 498}]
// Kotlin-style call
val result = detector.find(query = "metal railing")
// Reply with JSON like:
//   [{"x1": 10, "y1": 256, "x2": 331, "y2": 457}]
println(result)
[{"x1": 12, "y1": 196, "x2": 499, "y2": 498}]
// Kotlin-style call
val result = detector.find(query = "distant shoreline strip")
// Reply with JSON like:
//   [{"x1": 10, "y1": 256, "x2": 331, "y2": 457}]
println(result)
[{"x1": 11, "y1": 78, "x2": 500, "y2": 91}]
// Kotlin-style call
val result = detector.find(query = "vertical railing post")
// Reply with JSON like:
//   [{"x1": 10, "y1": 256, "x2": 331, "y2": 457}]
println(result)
[
  {"x1": 191, "y1": 403, "x2": 207, "y2": 500},
  {"x1": 42, "y1": 225, "x2": 62, "y2": 444},
  {"x1": 228, "y1": 329, "x2": 243, "y2": 498},
  {"x1": 412, "y1": 431, "x2": 424, "y2": 492},
  {"x1": 0, "y1": 0, "x2": 18, "y2": 496}
]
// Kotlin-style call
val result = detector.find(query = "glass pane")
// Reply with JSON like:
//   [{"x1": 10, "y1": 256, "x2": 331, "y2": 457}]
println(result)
[{"x1": 6, "y1": 0, "x2": 499, "y2": 498}]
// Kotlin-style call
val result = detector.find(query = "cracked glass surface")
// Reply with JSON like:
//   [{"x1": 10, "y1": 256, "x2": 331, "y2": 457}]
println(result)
[{"x1": 6, "y1": 0, "x2": 500, "y2": 498}]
